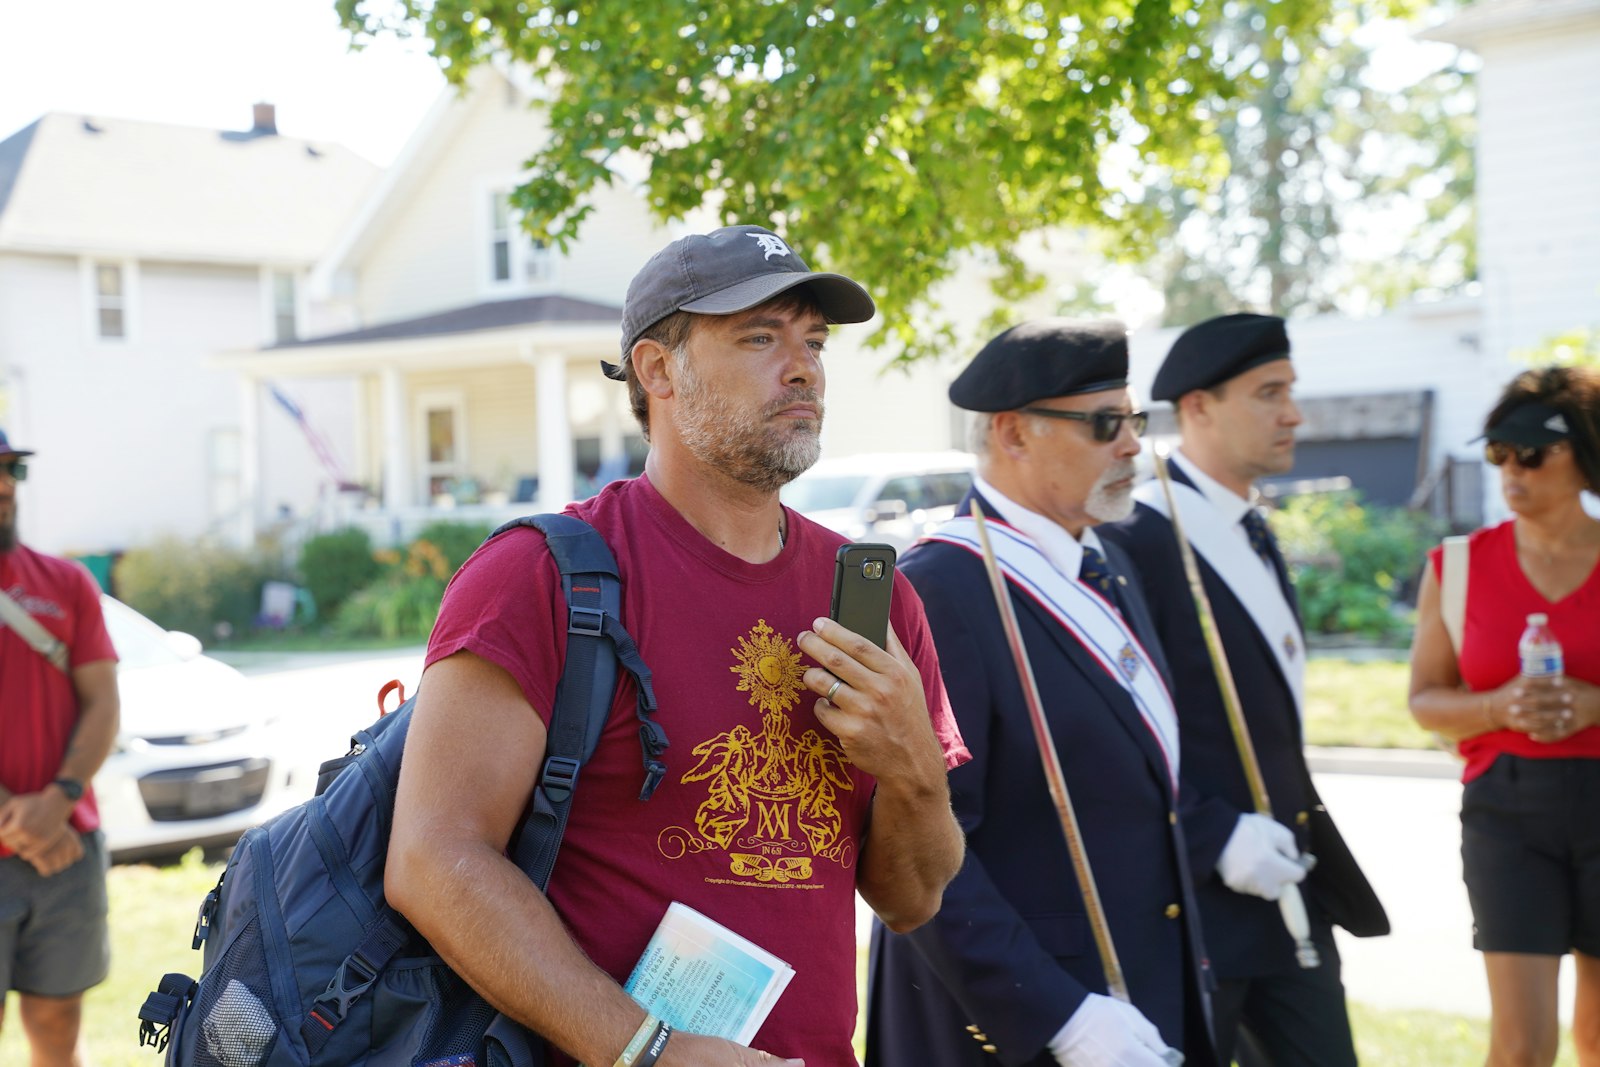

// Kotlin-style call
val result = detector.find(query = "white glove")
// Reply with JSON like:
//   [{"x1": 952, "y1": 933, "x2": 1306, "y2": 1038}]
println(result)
[
  {"x1": 1217, "y1": 813, "x2": 1307, "y2": 901},
  {"x1": 1049, "y1": 993, "x2": 1181, "y2": 1067}
]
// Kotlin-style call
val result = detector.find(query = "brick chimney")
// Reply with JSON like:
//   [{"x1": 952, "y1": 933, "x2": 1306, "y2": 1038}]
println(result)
[{"x1": 252, "y1": 102, "x2": 277, "y2": 135}]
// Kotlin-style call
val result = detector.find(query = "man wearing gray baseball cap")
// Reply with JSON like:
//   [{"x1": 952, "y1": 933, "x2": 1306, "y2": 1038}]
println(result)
[{"x1": 388, "y1": 225, "x2": 969, "y2": 1067}]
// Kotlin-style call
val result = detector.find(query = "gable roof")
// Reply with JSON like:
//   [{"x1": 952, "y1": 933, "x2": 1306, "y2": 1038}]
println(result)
[
  {"x1": 1423, "y1": 0, "x2": 1600, "y2": 47},
  {"x1": 269, "y1": 293, "x2": 622, "y2": 349},
  {"x1": 0, "y1": 112, "x2": 378, "y2": 264}
]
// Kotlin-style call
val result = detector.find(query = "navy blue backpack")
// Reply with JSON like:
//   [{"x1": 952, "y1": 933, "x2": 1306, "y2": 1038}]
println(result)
[{"x1": 138, "y1": 514, "x2": 668, "y2": 1067}]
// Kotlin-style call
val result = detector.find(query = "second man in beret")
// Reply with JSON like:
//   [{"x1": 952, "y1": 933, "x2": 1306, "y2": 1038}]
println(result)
[
  {"x1": 1104, "y1": 312, "x2": 1388, "y2": 1067},
  {"x1": 867, "y1": 318, "x2": 1218, "y2": 1067}
]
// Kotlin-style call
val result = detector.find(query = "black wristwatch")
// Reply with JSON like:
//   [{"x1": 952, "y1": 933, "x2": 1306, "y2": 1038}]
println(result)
[{"x1": 52, "y1": 777, "x2": 85, "y2": 802}]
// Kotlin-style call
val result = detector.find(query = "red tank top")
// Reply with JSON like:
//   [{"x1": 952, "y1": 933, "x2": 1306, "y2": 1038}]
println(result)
[{"x1": 1429, "y1": 520, "x2": 1600, "y2": 782}]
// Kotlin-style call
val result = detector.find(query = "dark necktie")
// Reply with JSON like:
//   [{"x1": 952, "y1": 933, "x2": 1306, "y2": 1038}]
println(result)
[
  {"x1": 1241, "y1": 508, "x2": 1277, "y2": 568},
  {"x1": 1079, "y1": 544, "x2": 1129, "y2": 618}
]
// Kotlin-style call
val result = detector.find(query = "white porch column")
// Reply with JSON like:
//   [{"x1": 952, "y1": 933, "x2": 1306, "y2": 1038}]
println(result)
[
  {"x1": 237, "y1": 374, "x2": 262, "y2": 548},
  {"x1": 535, "y1": 351, "x2": 575, "y2": 508},
  {"x1": 381, "y1": 365, "x2": 412, "y2": 511}
]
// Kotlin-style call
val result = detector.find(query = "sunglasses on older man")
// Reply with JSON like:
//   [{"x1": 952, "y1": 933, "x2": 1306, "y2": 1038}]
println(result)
[
  {"x1": 1019, "y1": 406, "x2": 1149, "y2": 443},
  {"x1": 0, "y1": 459, "x2": 26, "y2": 482},
  {"x1": 1484, "y1": 441, "x2": 1565, "y2": 470}
]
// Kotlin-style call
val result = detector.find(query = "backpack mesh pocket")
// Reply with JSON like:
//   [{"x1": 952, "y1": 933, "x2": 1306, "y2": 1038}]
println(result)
[{"x1": 190, "y1": 916, "x2": 280, "y2": 1067}]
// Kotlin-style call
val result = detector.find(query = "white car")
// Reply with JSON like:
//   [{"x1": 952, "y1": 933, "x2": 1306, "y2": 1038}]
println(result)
[
  {"x1": 93, "y1": 596, "x2": 304, "y2": 862},
  {"x1": 782, "y1": 451, "x2": 977, "y2": 552}
]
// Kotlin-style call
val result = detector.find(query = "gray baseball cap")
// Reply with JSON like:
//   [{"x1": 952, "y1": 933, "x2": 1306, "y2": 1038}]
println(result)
[{"x1": 605, "y1": 224, "x2": 876, "y2": 380}]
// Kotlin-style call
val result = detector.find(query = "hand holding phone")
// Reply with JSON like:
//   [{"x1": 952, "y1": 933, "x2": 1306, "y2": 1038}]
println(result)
[{"x1": 829, "y1": 543, "x2": 897, "y2": 649}]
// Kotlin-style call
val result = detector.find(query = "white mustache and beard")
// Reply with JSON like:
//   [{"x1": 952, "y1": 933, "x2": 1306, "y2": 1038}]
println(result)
[
  {"x1": 674, "y1": 355, "x2": 823, "y2": 493},
  {"x1": 1084, "y1": 458, "x2": 1137, "y2": 524}
]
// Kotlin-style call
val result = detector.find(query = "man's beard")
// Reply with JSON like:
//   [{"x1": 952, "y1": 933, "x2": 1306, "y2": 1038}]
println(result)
[
  {"x1": 675, "y1": 359, "x2": 823, "y2": 492},
  {"x1": 1084, "y1": 459, "x2": 1137, "y2": 524},
  {"x1": 0, "y1": 520, "x2": 15, "y2": 552}
]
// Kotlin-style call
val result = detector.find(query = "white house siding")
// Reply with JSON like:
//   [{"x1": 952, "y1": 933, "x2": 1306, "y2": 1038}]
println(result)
[
  {"x1": 351, "y1": 88, "x2": 671, "y2": 325},
  {"x1": 0, "y1": 251, "x2": 352, "y2": 555},
  {"x1": 1474, "y1": 19, "x2": 1600, "y2": 362}
]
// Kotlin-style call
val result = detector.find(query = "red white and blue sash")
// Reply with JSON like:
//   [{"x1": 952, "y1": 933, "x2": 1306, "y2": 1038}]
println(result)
[
  {"x1": 1132, "y1": 479, "x2": 1305, "y2": 720},
  {"x1": 928, "y1": 516, "x2": 1180, "y2": 789}
]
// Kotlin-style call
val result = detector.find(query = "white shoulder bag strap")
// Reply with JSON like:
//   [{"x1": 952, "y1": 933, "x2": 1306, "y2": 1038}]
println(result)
[
  {"x1": 0, "y1": 586, "x2": 69, "y2": 673},
  {"x1": 1440, "y1": 535, "x2": 1469, "y2": 657}
]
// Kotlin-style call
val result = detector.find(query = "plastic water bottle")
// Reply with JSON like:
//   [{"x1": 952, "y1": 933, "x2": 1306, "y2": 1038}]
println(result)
[{"x1": 1518, "y1": 613, "x2": 1564, "y2": 678}]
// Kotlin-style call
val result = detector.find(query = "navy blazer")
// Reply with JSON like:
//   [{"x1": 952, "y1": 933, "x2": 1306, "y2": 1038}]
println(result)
[
  {"x1": 1101, "y1": 470, "x2": 1386, "y2": 979},
  {"x1": 866, "y1": 492, "x2": 1217, "y2": 1067}
]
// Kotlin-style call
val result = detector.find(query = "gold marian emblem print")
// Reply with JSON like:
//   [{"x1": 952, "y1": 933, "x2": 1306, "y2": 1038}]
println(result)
[{"x1": 656, "y1": 619, "x2": 855, "y2": 884}]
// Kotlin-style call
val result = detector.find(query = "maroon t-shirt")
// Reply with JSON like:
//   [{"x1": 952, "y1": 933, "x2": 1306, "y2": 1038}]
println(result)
[
  {"x1": 0, "y1": 545, "x2": 117, "y2": 855},
  {"x1": 427, "y1": 475, "x2": 967, "y2": 1063},
  {"x1": 1429, "y1": 520, "x2": 1600, "y2": 782}
]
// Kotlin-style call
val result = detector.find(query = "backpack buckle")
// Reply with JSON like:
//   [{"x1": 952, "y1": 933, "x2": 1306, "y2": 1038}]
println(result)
[
  {"x1": 310, "y1": 951, "x2": 380, "y2": 1026},
  {"x1": 567, "y1": 605, "x2": 605, "y2": 637},
  {"x1": 540, "y1": 756, "x2": 580, "y2": 803},
  {"x1": 138, "y1": 973, "x2": 196, "y2": 1052},
  {"x1": 192, "y1": 883, "x2": 222, "y2": 950}
]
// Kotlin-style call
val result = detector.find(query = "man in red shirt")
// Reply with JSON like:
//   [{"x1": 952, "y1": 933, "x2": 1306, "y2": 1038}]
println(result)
[
  {"x1": 385, "y1": 225, "x2": 969, "y2": 1067},
  {"x1": 0, "y1": 428, "x2": 121, "y2": 1067}
]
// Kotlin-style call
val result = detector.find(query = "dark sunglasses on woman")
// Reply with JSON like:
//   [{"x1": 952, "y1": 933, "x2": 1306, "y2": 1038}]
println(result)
[
  {"x1": 1484, "y1": 440, "x2": 1564, "y2": 470},
  {"x1": 0, "y1": 458, "x2": 26, "y2": 482}
]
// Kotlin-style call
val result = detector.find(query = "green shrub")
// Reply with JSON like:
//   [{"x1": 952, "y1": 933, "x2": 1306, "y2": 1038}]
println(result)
[
  {"x1": 331, "y1": 538, "x2": 453, "y2": 640},
  {"x1": 298, "y1": 527, "x2": 382, "y2": 618},
  {"x1": 413, "y1": 520, "x2": 492, "y2": 574},
  {"x1": 114, "y1": 537, "x2": 283, "y2": 641},
  {"x1": 1271, "y1": 492, "x2": 1443, "y2": 640}
]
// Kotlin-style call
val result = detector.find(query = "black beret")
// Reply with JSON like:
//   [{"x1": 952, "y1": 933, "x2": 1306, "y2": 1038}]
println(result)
[
  {"x1": 949, "y1": 318, "x2": 1130, "y2": 412},
  {"x1": 1151, "y1": 313, "x2": 1291, "y2": 402}
]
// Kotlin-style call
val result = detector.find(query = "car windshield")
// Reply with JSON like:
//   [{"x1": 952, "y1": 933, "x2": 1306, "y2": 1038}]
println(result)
[
  {"x1": 781, "y1": 474, "x2": 871, "y2": 512},
  {"x1": 99, "y1": 596, "x2": 186, "y2": 671}
]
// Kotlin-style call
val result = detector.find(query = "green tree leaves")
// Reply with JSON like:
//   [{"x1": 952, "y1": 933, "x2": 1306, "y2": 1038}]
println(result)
[{"x1": 337, "y1": 0, "x2": 1343, "y2": 361}]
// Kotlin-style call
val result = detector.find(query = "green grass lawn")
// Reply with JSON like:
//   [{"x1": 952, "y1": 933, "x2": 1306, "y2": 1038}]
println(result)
[
  {"x1": 0, "y1": 851, "x2": 221, "y2": 1067},
  {"x1": 1, "y1": 854, "x2": 1576, "y2": 1066},
  {"x1": 1304, "y1": 655, "x2": 1438, "y2": 750}
]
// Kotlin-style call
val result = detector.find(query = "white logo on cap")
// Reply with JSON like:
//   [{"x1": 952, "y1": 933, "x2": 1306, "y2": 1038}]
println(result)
[
  {"x1": 1545, "y1": 413, "x2": 1569, "y2": 434},
  {"x1": 749, "y1": 233, "x2": 793, "y2": 260}
]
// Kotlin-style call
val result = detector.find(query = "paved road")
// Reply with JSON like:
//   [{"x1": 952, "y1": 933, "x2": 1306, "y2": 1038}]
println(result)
[{"x1": 237, "y1": 650, "x2": 1577, "y2": 1022}]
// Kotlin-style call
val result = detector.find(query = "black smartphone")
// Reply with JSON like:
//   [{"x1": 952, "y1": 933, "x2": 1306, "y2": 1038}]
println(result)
[{"x1": 829, "y1": 543, "x2": 897, "y2": 649}]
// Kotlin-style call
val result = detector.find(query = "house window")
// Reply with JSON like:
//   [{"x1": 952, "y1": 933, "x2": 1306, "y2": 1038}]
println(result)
[
  {"x1": 416, "y1": 392, "x2": 468, "y2": 501},
  {"x1": 208, "y1": 428, "x2": 242, "y2": 525},
  {"x1": 487, "y1": 190, "x2": 552, "y2": 289},
  {"x1": 272, "y1": 271, "x2": 297, "y2": 343},
  {"x1": 95, "y1": 263, "x2": 125, "y2": 339}
]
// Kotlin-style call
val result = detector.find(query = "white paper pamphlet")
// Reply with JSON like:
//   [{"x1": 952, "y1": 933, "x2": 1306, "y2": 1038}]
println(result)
[{"x1": 621, "y1": 901, "x2": 796, "y2": 1045}]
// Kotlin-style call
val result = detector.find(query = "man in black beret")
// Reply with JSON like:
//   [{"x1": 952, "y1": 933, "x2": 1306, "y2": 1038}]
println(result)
[
  {"x1": 1104, "y1": 313, "x2": 1387, "y2": 1067},
  {"x1": 867, "y1": 318, "x2": 1219, "y2": 1067}
]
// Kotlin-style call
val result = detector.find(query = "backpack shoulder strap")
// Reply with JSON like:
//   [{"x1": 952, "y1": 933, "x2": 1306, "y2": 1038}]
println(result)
[
  {"x1": 1440, "y1": 535, "x2": 1469, "y2": 657},
  {"x1": 491, "y1": 514, "x2": 665, "y2": 889}
]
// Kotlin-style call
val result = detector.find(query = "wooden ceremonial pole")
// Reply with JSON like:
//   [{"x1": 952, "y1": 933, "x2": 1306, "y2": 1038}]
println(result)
[
  {"x1": 1151, "y1": 446, "x2": 1319, "y2": 969},
  {"x1": 967, "y1": 501, "x2": 1131, "y2": 1002}
]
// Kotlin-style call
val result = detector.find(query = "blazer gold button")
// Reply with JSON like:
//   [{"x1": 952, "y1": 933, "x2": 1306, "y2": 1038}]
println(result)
[
  {"x1": 1165, "y1": 903, "x2": 1181, "y2": 919},
  {"x1": 982, "y1": 1044, "x2": 998, "y2": 1054},
  {"x1": 1168, "y1": 811, "x2": 1177, "y2": 825},
  {"x1": 966, "y1": 1024, "x2": 980, "y2": 1033},
  {"x1": 972, "y1": 1033, "x2": 988, "y2": 1041},
  {"x1": 1296, "y1": 811, "x2": 1310, "y2": 825}
]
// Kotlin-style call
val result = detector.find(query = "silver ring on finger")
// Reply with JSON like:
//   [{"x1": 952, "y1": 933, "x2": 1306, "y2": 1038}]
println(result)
[{"x1": 825, "y1": 677, "x2": 844, "y2": 702}]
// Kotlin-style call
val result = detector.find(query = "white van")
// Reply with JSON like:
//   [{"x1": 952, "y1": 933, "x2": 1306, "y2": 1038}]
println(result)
[{"x1": 782, "y1": 451, "x2": 977, "y2": 552}]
